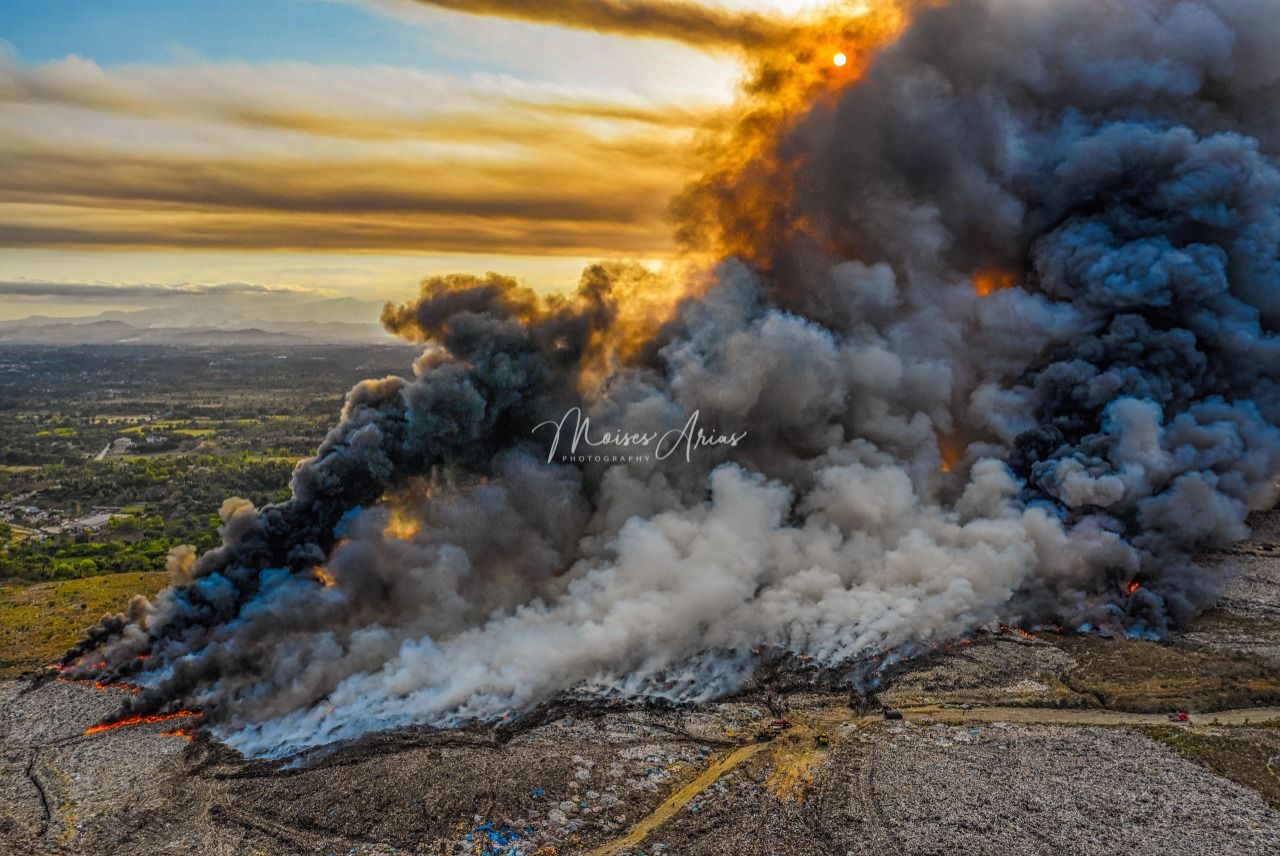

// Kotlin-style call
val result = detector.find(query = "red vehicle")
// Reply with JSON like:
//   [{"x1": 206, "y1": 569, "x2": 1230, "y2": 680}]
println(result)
[
  {"x1": 769, "y1": 719, "x2": 792, "y2": 731},
  {"x1": 1168, "y1": 711, "x2": 1190, "y2": 723}
]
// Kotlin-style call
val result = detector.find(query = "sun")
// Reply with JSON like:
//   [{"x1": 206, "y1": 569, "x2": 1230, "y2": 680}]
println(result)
[{"x1": 833, "y1": 52, "x2": 848, "y2": 67}]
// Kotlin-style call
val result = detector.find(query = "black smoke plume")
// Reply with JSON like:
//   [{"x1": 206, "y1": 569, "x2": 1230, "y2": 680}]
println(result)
[{"x1": 64, "y1": 0, "x2": 1280, "y2": 757}]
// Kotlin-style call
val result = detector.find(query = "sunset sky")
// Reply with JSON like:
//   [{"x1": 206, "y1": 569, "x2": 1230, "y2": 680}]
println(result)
[{"x1": 0, "y1": 0, "x2": 830, "y2": 320}]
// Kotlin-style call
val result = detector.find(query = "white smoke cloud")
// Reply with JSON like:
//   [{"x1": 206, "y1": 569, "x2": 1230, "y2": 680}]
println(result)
[{"x1": 70, "y1": 0, "x2": 1280, "y2": 757}]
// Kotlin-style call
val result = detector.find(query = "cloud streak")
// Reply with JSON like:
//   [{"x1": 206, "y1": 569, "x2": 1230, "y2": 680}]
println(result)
[
  {"x1": 0, "y1": 55, "x2": 711, "y2": 256},
  {"x1": 396, "y1": 0, "x2": 796, "y2": 51},
  {"x1": 0, "y1": 280, "x2": 314, "y2": 300}
]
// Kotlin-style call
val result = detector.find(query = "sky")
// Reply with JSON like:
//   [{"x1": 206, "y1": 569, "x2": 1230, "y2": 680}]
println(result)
[{"x1": 0, "y1": 0, "x2": 828, "y2": 320}]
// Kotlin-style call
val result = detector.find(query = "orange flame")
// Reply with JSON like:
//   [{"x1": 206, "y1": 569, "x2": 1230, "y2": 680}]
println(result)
[
  {"x1": 999, "y1": 625, "x2": 1035, "y2": 639},
  {"x1": 1126, "y1": 581, "x2": 1141, "y2": 595},
  {"x1": 84, "y1": 710, "x2": 201, "y2": 736},
  {"x1": 938, "y1": 434, "x2": 965, "y2": 473},
  {"x1": 55, "y1": 676, "x2": 142, "y2": 694},
  {"x1": 94, "y1": 679, "x2": 141, "y2": 693},
  {"x1": 383, "y1": 507, "x2": 420, "y2": 541},
  {"x1": 161, "y1": 726, "x2": 194, "y2": 741},
  {"x1": 973, "y1": 270, "x2": 1017, "y2": 297},
  {"x1": 313, "y1": 565, "x2": 337, "y2": 588}
]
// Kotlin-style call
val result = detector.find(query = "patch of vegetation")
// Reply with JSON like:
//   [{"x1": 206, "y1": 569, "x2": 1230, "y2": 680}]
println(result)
[
  {"x1": 0, "y1": 572, "x2": 169, "y2": 677},
  {"x1": 1048, "y1": 634, "x2": 1280, "y2": 713},
  {"x1": 0, "y1": 344, "x2": 415, "y2": 466},
  {"x1": 0, "y1": 455, "x2": 297, "y2": 580},
  {"x1": 0, "y1": 344, "x2": 418, "y2": 582},
  {"x1": 1, "y1": 454, "x2": 294, "y2": 516},
  {"x1": 1141, "y1": 726, "x2": 1280, "y2": 810},
  {"x1": 1190, "y1": 609, "x2": 1280, "y2": 645}
]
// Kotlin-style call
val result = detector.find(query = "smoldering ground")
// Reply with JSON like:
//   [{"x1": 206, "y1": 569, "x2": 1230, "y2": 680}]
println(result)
[{"x1": 62, "y1": 0, "x2": 1280, "y2": 757}]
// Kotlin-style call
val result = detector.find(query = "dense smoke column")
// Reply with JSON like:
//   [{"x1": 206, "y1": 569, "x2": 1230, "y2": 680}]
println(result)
[
  {"x1": 706, "y1": 0, "x2": 1280, "y2": 629},
  {"x1": 62, "y1": 272, "x2": 616, "y2": 715},
  {"x1": 59, "y1": 0, "x2": 1280, "y2": 754}
]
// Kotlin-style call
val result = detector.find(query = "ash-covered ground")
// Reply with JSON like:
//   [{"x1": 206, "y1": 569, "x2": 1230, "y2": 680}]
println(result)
[{"x1": 6, "y1": 515, "x2": 1280, "y2": 855}]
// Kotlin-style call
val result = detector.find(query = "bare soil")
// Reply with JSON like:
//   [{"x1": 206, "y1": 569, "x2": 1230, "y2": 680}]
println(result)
[{"x1": 5, "y1": 513, "x2": 1280, "y2": 854}]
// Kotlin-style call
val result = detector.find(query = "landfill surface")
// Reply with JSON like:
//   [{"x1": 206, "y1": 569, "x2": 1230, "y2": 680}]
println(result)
[{"x1": 4, "y1": 512, "x2": 1280, "y2": 855}]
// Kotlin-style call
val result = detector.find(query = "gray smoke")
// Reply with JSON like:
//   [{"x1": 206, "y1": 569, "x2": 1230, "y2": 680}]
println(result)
[{"x1": 66, "y1": 0, "x2": 1280, "y2": 758}]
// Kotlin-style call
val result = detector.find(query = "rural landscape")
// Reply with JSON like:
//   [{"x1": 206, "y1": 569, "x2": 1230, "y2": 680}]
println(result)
[
  {"x1": 0, "y1": 341, "x2": 415, "y2": 668},
  {"x1": 3, "y1": 492, "x2": 1280, "y2": 853},
  {"x1": 5, "y1": 0, "x2": 1280, "y2": 853},
  {"x1": 2, "y1": 339, "x2": 1280, "y2": 855}
]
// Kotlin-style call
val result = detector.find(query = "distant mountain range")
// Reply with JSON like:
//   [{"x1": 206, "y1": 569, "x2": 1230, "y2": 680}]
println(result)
[{"x1": 0, "y1": 297, "x2": 397, "y2": 346}]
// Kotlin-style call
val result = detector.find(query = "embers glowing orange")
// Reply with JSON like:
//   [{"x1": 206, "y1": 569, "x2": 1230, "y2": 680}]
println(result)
[
  {"x1": 84, "y1": 710, "x2": 201, "y2": 736},
  {"x1": 55, "y1": 676, "x2": 141, "y2": 694}
]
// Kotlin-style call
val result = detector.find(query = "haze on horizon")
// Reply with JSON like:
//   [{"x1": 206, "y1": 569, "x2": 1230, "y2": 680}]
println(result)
[{"x1": 0, "y1": 0, "x2": 832, "y2": 323}]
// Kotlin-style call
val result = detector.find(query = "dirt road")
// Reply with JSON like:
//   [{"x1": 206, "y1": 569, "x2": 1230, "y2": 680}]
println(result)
[
  {"x1": 589, "y1": 741, "x2": 771, "y2": 856},
  {"x1": 589, "y1": 702, "x2": 1280, "y2": 854}
]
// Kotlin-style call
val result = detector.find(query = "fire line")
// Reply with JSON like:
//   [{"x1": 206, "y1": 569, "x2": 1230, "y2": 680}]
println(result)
[{"x1": 84, "y1": 711, "x2": 202, "y2": 736}]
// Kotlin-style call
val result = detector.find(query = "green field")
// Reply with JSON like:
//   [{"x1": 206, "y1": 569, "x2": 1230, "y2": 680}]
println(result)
[
  {"x1": 0, "y1": 572, "x2": 169, "y2": 677},
  {"x1": 0, "y1": 345, "x2": 417, "y2": 676}
]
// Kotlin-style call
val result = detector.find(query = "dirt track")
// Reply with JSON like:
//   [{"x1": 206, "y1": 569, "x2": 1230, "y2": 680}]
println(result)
[
  {"x1": 5, "y1": 676, "x2": 1280, "y2": 855},
  {"x1": 587, "y1": 703, "x2": 1280, "y2": 855},
  {"x1": 590, "y1": 741, "x2": 770, "y2": 855}
]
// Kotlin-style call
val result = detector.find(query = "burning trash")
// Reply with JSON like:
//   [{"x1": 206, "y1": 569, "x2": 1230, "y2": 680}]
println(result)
[
  {"x1": 53, "y1": 0, "x2": 1280, "y2": 758},
  {"x1": 84, "y1": 711, "x2": 202, "y2": 737}
]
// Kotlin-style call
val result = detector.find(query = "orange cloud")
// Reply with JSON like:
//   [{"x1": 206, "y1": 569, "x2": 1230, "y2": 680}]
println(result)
[
  {"x1": 0, "y1": 57, "x2": 708, "y2": 256},
  {"x1": 399, "y1": 0, "x2": 798, "y2": 51}
]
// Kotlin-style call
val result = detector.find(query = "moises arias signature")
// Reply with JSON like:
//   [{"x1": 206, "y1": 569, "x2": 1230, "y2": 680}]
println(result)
[{"x1": 533, "y1": 407, "x2": 747, "y2": 463}]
